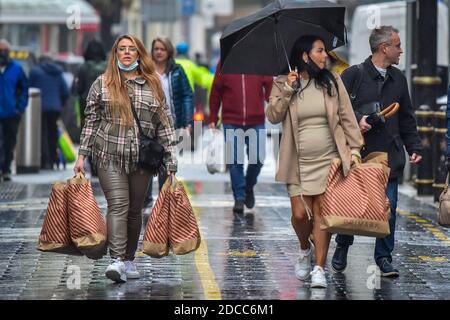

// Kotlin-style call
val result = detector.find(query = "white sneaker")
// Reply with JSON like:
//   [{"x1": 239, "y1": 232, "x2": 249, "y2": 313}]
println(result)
[
  {"x1": 310, "y1": 265, "x2": 327, "y2": 288},
  {"x1": 295, "y1": 248, "x2": 312, "y2": 280},
  {"x1": 124, "y1": 260, "x2": 140, "y2": 279},
  {"x1": 105, "y1": 258, "x2": 127, "y2": 283}
]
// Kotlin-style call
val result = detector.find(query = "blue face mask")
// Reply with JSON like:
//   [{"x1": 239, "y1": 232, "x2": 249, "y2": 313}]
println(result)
[{"x1": 117, "y1": 59, "x2": 139, "y2": 71}]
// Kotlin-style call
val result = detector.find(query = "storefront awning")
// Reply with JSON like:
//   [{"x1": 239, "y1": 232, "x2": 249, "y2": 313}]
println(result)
[{"x1": 0, "y1": 0, "x2": 100, "y2": 25}]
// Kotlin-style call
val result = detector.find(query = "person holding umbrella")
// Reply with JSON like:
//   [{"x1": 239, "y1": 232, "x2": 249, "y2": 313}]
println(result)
[{"x1": 266, "y1": 35, "x2": 363, "y2": 288}]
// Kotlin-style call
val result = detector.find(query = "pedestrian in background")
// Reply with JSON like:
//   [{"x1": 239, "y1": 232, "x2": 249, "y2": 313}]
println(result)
[
  {"x1": 29, "y1": 55, "x2": 69, "y2": 170},
  {"x1": 209, "y1": 61, "x2": 273, "y2": 214},
  {"x1": 74, "y1": 39, "x2": 107, "y2": 129},
  {"x1": 331, "y1": 26, "x2": 422, "y2": 278},
  {"x1": 142, "y1": 36, "x2": 193, "y2": 208},
  {"x1": 0, "y1": 39, "x2": 28, "y2": 182},
  {"x1": 74, "y1": 39, "x2": 107, "y2": 176},
  {"x1": 74, "y1": 34, "x2": 178, "y2": 283},
  {"x1": 266, "y1": 35, "x2": 363, "y2": 288}
]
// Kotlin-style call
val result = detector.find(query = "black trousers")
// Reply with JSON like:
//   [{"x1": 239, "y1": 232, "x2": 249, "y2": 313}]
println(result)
[
  {"x1": 41, "y1": 111, "x2": 60, "y2": 169},
  {"x1": 0, "y1": 116, "x2": 21, "y2": 174}
]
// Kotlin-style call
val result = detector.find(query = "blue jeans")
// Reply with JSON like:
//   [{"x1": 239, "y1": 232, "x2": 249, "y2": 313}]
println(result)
[
  {"x1": 335, "y1": 178, "x2": 398, "y2": 265},
  {"x1": 223, "y1": 123, "x2": 265, "y2": 201}
]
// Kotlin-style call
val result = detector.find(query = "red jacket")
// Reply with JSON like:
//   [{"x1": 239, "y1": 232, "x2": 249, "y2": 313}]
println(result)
[{"x1": 209, "y1": 62, "x2": 273, "y2": 126}]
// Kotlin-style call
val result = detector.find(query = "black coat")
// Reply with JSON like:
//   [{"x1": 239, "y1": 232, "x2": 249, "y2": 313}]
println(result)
[{"x1": 341, "y1": 56, "x2": 422, "y2": 179}]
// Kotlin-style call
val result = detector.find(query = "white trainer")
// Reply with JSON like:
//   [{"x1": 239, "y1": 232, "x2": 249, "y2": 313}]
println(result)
[
  {"x1": 295, "y1": 248, "x2": 312, "y2": 280},
  {"x1": 105, "y1": 258, "x2": 127, "y2": 283},
  {"x1": 124, "y1": 260, "x2": 140, "y2": 279},
  {"x1": 310, "y1": 265, "x2": 327, "y2": 288}
]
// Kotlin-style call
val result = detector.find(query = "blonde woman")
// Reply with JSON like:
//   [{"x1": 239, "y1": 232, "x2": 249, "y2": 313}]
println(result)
[
  {"x1": 266, "y1": 35, "x2": 363, "y2": 288},
  {"x1": 74, "y1": 34, "x2": 177, "y2": 283}
]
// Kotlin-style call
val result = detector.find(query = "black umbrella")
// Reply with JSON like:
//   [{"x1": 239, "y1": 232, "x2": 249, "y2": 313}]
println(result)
[{"x1": 220, "y1": 0, "x2": 347, "y2": 75}]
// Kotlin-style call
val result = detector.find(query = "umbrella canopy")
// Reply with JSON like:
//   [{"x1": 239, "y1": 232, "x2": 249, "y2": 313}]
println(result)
[{"x1": 220, "y1": 0, "x2": 347, "y2": 75}]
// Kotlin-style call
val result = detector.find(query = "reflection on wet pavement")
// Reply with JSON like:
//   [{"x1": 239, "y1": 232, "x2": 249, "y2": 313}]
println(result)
[{"x1": 0, "y1": 180, "x2": 449, "y2": 300}]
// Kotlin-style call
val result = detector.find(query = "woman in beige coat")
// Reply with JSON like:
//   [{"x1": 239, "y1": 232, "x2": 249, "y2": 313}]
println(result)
[{"x1": 266, "y1": 35, "x2": 363, "y2": 288}]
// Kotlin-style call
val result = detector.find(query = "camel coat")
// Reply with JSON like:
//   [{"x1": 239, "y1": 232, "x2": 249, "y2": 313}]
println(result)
[{"x1": 266, "y1": 73, "x2": 364, "y2": 185}]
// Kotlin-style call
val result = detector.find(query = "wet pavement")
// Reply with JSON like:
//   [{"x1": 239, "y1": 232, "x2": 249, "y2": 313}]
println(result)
[{"x1": 1, "y1": 145, "x2": 450, "y2": 300}]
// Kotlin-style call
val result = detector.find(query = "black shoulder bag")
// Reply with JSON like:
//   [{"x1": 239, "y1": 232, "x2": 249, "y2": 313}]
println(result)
[{"x1": 129, "y1": 97, "x2": 165, "y2": 173}]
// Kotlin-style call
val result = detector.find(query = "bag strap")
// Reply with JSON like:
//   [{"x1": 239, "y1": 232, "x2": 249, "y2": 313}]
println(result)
[
  {"x1": 129, "y1": 95, "x2": 145, "y2": 136},
  {"x1": 349, "y1": 63, "x2": 364, "y2": 103}
]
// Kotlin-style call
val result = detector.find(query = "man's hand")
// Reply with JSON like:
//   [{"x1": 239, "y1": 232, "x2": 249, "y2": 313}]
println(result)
[
  {"x1": 410, "y1": 153, "x2": 422, "y2": 164},
  {"x1": 209, "y1": 122, "x2": 216, "y2": 129},
  {"x1": 359, "y1": 116, "x2": 372, "y2": 133}
]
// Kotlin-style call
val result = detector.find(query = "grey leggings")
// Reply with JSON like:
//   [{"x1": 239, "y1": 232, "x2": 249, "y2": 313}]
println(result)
[{"x1": 97, "y1": 165, "x2": 151, "y2": 260}]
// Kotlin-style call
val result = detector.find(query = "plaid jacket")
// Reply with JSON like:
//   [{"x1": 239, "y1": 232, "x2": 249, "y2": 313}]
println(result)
[{"x1": 79, "y1": 75, "x2": 178, "y2": 174}]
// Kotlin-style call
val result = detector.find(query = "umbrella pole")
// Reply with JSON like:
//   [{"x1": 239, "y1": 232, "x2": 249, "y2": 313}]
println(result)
[{"x1": 275, "y1": 21, "x2": 292, "y2": 72}]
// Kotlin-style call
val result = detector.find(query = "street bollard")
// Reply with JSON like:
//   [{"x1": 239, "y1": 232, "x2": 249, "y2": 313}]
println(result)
[
  {"x1": 432, "y1": 105, "x2": 447, "y2": 202},
  {"x1": 16, "y1": 88, "x2": 41, "y2": 173},
  {"x1": 415, "y1": 105, "x2": 434, "y2": 195}
]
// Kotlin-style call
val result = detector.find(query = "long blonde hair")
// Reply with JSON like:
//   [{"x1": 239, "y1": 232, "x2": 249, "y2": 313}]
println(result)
[{"x1": 104, "y1": 34, "x2": 165, "y2": 125}]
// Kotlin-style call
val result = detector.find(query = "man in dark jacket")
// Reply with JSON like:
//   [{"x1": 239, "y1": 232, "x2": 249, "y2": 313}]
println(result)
[
  {"x1": 29, "y1": 55, "x2": 69, "y2": 170},
  {"x1": 331, "y1": 26, "x2": 422, "y2": 277},
  {"x1": 209, "y1": 61, "x2": 273, "y2": 213},
  {"x1": 0, "y1": 39, "x2": 28, "y2": 181}
]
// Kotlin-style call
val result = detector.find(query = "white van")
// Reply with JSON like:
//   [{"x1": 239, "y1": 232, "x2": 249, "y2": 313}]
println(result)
[{"x1": 349, "y1": 0, "x2": 448, "y2": 71}]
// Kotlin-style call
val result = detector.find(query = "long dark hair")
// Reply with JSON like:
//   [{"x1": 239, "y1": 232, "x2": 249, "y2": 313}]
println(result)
[{"x1": 288, "y1": 35, "x2": 338, "y2": 97}]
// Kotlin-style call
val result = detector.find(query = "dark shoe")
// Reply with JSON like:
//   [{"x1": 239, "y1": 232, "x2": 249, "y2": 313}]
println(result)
[
  {"x1": 233, "y1": 200, "x2": 244, "y2": 214},
  {"x1": 331, "y1": 245, "x2": 349, "y2": 273},
  {"x1": 377, "y1": 258, "x2": 399, "y2": 278},
  {"x1": 244, "y1": 188, "x2": 255, "y2": 209},
  {"x1": 2, "y1": 173, "x2": 11, "y2": 181}
]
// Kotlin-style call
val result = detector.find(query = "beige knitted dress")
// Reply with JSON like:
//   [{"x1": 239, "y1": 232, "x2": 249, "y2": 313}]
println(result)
[{"x1": 287, "y1": 78, "x2": 339, "y2": 197}]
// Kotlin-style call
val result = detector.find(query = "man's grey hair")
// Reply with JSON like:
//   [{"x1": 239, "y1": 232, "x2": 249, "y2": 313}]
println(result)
[
  {"x1": 0, "y1": 39, "x2": 11, "y2": 49},
  {"x1": 369, "y1": 26, "x2": 399, "y2": 53}
]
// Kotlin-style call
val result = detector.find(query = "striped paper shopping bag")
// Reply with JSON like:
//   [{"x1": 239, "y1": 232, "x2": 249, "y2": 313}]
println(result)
[
  {"x1": 321, "y1": 152, "x2": 391, "y2": 237},
  {"x1": 37, "y1": 181, "x2": 81, "y2": 255},
  {"x1": 67, "y1": 173, "x2": 107, "y2": 259},
  {"x1": 143, "y1": 178, "x2": 171, "y2": 258},
  {"x1": 168, "y1": 179, "x2": 201, "y2": 255}
]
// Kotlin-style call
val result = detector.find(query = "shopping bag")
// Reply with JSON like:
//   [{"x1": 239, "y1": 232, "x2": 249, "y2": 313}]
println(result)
[
  {"x1": 320, "y1": 152, "x2": 391, "y2": 237},
  {"x1": 66, "y1": 173, "x2": 107, "y2": 259},
  {"x1": 168, "y1": 177, "x2": 201, "y2": 255},
  {"x1": 37, "y1": 181, "x2": 81, "y2": 255},
  {"x1": 57, "y1": 120, "x2": 77, "y2": 163},
  {"x1": 142, "y1": 178, "x2": 171, "y2": 258},
  {"x1": 205, "y1": 127, "x2": 227, "y2": 174},
  {"x1": 438, "y1": 173, "x2": 450, "y2": 227}
]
